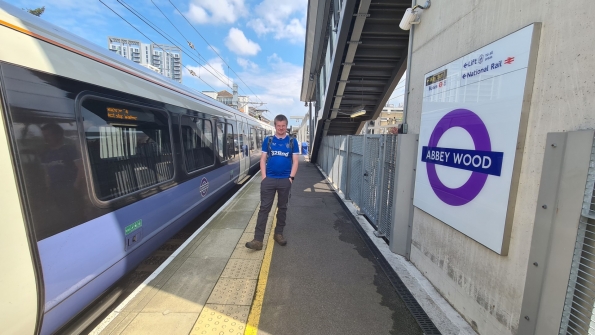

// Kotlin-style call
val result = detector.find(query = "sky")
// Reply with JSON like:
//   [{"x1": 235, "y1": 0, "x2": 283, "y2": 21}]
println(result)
[{"x1": 9, "y1": 0, "x2": 405, "y2": 126}]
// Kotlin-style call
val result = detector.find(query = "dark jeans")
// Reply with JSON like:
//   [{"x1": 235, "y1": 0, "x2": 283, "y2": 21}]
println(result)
[{"x1": 255, "y1": 177, "x2": 292, "y2": 242}]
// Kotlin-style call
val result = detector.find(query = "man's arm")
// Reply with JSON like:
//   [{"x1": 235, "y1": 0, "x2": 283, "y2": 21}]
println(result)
[
  {"x1": 290, "y1": 153, "x2": 298, "y2": 182},
  {"x1": 260, "y1": 152, "x2": 268, "y2": 179},
  {"x1": 290, "y1": 138, "x2": 299, "y2": 182}
]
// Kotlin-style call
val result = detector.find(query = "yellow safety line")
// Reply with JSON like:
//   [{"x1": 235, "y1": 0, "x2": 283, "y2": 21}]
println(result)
[{"x1": 245, "y1": 211, "x2": 277, "y2": 335}]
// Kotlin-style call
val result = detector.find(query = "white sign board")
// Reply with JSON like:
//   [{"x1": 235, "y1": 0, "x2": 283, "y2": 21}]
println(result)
[{"x1": 413, "y1": 24, "x2": 539, "y2": 254}]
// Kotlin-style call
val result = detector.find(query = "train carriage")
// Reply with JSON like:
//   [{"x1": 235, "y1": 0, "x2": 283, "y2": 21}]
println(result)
[{"x1": 0, "y1": 2, "x2": 273, "y2": 334}]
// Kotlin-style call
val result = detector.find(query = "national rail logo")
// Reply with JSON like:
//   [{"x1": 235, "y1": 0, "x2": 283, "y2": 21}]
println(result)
[
  {"x1": 200, "y1": 177, "x2": 209, "y2": 197},
  {"x1": 421, "y1": 109, "x2": 504, "y2": 206}
]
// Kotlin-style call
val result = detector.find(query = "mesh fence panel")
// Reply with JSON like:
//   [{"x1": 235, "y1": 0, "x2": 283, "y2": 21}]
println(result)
[
  {"x1": 377, "y1": 135, "x2": 398, "y2": 239},
  {"x1": 333, "y1": 136, "x2": 341, "y2": 188},
  {"x1": 316, "y1": 134, "x2": 397, "y2": 238},
  {"x1": 340, "y1": 136, "x2": 348, "y2": 192},
  {"x1": 349, "y1": 136, "x2": 364, "y2": 206},
  {"x1": 323, "y1": 137, "x2": 329, "y2": 174},
  {"x1": 327, "y1": 137, "x2": 332, "y2": 177},
  {"x1": 362, "y1": 136, "x2": 381, "y2": 226}
]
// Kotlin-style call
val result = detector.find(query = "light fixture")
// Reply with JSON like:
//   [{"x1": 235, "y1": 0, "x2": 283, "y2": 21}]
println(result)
[
  {"x1": 350, "y1": 109, "x2": 366, "y2": 118},
  {"x1": 399, "y1": 0, "x2": 431, "y2": 30},
  {"x1": 350, "y1": 80, "x2": 366, "y2": 118},
  {"x1": 309, "y1": 73, "x2": 314, "y2": 81}
]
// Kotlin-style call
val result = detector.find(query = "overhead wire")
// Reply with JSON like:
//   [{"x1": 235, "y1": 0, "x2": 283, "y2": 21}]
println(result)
[
  {"x1": 149, "y1": 0, "x2": 229, "y2": 83},
  {"x1": 166, "y1": 0, "x2": 265, "y2": 104},
  {"x1": 114, "y1": 0, "x2": 232, "y2": 89},
  {"x1": 98, "y1": 0, "x2": 219, "y2": 91}
]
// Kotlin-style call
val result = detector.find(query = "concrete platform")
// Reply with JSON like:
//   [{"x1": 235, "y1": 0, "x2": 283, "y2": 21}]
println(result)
[{"x1": 90, "y1": 158, "x2": 456, "y2": 335}]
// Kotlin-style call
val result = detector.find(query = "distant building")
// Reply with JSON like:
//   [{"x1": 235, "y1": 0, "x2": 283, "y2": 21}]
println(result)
[
  {"x1": 378, "y1": 104, "x2": 403, "y2": 126},
  {"x1": 107, "y1": 36, "x2": 182, "y2": 83},
  {"x1": 363, "y1": 104, "x2": 403, "y2": 134},
  {"x1": 217, "y1": 90, "x2": 233, "y2": 106},
  {"x1": 140, "y1": 63, "x2": 160, "y2": 73},
  {"x1": 202, "y1": 91, "x2": 218, "y2": 100},
  {"x1": 202, "y1": 88, "x2": 251, "y2": 115}
]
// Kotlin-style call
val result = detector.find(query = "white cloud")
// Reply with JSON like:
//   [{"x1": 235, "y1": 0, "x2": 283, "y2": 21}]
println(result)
[
  {"x1": 247, "y1": 0, "x2": 307, "y2": 43},
  {"x1": 237, "y1": 54, "x2": 305, "y2": 119},
  {"x1": 237, "y1": 58, "x2": 259, "y2": 71},
  {"x1": 184, "y1": 58, "x2": 234, "y2": 90},
  {"x1": 185, "y1": 0, "x2": 246, "y2": 24},
  {"x1": 225, "y1": 28, "x2": 261, "y2": 56}
]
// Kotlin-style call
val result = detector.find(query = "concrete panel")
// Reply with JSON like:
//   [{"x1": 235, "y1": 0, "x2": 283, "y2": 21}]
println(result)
[
  {"x1": 120, "y1": 312, "x2": 198, "y2": 335},
  {"x1": 209, "y1": 211, "x2": 254, "y2": 230},
  {"x1": 407, "y1": 1, "x2": 595, "y2": 334},
  {"x1": 141, "y1": 257, "x2": 227, "y2": 313},
  {"x1": 189, "y1": 229, "x2": 244, "y2": 258},
  {"x1": 390, "y1": 133, "x2": 418, "y2": 258},
  {"x1": 519, "y1": 131, "x2": 594, "y2": 334},
  {"x1": 226, "y1": 197, "x2": 260, "y2": 212}
]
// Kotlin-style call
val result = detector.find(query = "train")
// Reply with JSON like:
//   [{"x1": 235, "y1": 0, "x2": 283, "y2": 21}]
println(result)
[{"x1": 0, "y1": 2, "x2": 273, "y2": 334}]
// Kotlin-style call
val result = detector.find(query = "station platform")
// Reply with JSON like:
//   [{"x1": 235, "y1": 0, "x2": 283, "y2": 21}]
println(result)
[{"x1": 91, "y1": 158, "x2": 475, "y2": 335}]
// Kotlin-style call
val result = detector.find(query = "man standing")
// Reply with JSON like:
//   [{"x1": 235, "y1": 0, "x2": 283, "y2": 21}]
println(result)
[{"x1": 246, "y1": 114, "x2": 299, "y2": 250}]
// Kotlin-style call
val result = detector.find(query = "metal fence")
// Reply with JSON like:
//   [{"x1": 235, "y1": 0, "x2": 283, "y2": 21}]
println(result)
[{"x1": 317, "y1": 134, "x2": 398, "y2": 240}]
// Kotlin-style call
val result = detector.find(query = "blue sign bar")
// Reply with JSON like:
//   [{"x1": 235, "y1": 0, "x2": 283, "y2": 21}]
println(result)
[{"x1": 421, "y1": 146, "x2": 504, "y2": 176}]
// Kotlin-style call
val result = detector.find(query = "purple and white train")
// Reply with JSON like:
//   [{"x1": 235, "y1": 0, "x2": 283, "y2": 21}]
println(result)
[{"x1": 0, "y1": 2, "x2": 273, "y2": 334}]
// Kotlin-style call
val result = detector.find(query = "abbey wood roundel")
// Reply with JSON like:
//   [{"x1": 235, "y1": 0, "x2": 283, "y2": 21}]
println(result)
[{"x1": 421, "y1": 109, "x2": 504, "y2": 206}]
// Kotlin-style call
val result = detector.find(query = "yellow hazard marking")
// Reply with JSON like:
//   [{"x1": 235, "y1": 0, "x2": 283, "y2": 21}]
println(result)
[{"x1": 245, "y1": 211, "x2": 277, "y2": 335}]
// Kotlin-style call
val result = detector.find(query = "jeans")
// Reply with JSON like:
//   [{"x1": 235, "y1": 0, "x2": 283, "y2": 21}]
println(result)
[{"x1": 255, "y1": 177, "x2": 292, "y2": 242}]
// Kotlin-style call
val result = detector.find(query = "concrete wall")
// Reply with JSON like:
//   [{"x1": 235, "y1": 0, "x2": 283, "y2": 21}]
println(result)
[{"x1": 406, "y1": 1, "x2": 595, "y2": 334}]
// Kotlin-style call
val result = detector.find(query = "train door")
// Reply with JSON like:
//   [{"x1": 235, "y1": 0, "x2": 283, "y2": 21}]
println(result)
[
  {"x1": 249, "y1": 125, "x2": 258, "y2": 168},
  {"x1": 238, "y1": 117, "x2": 250, "y2": 180}
]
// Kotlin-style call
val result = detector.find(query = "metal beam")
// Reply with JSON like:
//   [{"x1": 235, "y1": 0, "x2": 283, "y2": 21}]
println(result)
[
  {"x1": 362, "y1": 23, "x2": 406, "y2": 35},
  {"x1": 357, "y1": 46, "x2": 408, "y2": 134},
  {"x1": 349, "y1": 70, "x2": 392, "y2": 77},
  {"x1": 352, "y1": 61, "x2": 400, "y2": 68},
  {"x1": 352, "y1": 48, "x2": 402, "y2": 58}
]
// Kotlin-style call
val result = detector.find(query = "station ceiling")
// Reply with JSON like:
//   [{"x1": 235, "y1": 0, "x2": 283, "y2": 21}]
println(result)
[{"x1": 301, "y1": 0, "x2": 410, "y2": 137}]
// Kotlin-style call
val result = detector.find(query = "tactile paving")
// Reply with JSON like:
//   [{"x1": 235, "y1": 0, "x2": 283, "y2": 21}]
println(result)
[
  {"x1": 220, "y1": 259, "x2": 262, "y2": 279},
  {"x1": 190, "y1": 304, "x2": 249, "y2": 335},
  {"x1": 206, "y1": 278, "x2": 257, "y2": 305}
]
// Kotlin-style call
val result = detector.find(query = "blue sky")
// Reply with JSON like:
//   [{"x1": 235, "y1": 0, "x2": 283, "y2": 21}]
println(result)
[{"x1": 8, "y1": 0, "x2": 405, "y2": 125}]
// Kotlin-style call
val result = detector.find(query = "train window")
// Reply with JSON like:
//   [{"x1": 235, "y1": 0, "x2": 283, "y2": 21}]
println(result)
[
  {"x1": 227, "y1": 123, "x2": 236, "y2": 159},
  {"x1": 259, "y1": 130, "x2": 263, "y2": 148},
  {"x1": 181, "y1": 116, "x2": 214, "y2": 172},
  {"x1": 238, "y1": 122, "x2": 245, "y2": 157},
  {"x1": 216, "y1": 122, "x2": 235, "y2": 161},
  {"x1": 250, "y1": 127, "x2": 256, "y2": 151},
  {"x1": 80, "y1": 98, "x2": 174, "y2": 202}
]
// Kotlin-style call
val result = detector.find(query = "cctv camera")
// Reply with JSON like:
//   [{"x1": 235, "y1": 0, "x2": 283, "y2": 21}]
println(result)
[{"x1": 399, "y1": 8, "x2": 418, "y2": 31}]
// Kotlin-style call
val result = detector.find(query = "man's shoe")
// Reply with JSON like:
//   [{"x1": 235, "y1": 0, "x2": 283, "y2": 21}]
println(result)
[
  {"x1": 273, "y1": 234, "x2": 287, "y2": 246},
  {"x1": 245, "y1": 239, "x2": 263, "y2": 250}
]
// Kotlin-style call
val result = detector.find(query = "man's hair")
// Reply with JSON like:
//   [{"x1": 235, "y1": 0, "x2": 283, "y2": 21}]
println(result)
[{"x1": 274, "y1": 114, "x2": 288, "y2": 125}]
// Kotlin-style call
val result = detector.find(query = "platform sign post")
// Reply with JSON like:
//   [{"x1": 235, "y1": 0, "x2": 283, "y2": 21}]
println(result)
[{"x1": 413, "y1": 24, "x2": 541, "y2": 255}]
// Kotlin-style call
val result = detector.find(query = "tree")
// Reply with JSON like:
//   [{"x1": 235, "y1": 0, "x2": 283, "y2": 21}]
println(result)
[{"x1": 26, "y1": 7, "x2": 45, "y2": 16}]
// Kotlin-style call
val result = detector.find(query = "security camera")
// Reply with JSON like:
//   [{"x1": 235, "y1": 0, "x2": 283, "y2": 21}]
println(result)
[
  {"x1": 399, "y1": 8, "x2": 419, "y2": 31},
  {"x1": 399, "y1": 0, "x2": 431, "y2": 31}
]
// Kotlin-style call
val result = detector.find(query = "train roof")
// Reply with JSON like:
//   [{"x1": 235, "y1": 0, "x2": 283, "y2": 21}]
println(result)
[{"x1": 0, "y1": 1, "x2": 271, "y2": 128}]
